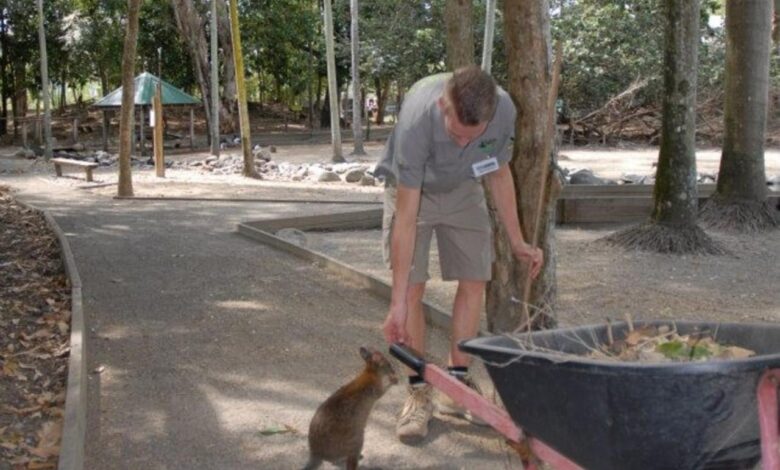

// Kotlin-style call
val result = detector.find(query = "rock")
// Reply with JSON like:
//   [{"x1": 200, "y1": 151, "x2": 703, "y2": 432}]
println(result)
[
  {"x1": 359, "y1": 175, "x2": 376, "y2": 186},
  {"x1": 72, "y1": 142, "x2": 86, "y2": 151},
  {"x1": 698, "y1": 172, "x2": 717, "y2": 184},
  {"x1": 317, "y1": 171, "x2": 341, "y2": 182},
  {"x1": 620, "y1": 174, "x2": 648, "y2": 185},
  {"x1": 569, "y1": 169, "x2": 608, "y2": 185},
  {"x1": 205, "y1": 155, "x2": 218, "y2": 165},
  {"x1": 767, "y1": 175, "x2": 780, "y2": 187},
  {"x1": 252, "y1": 146, "x2": 272, "y2": 162},
  {"x1": 275, "y1": 228, "x2": 307, "y2": 247},
  {"x1": 344, "y1": 168, "x2": 365, "y2": 183},
  {"x1": 269, "y1": 145, "x2": 277, "y2": 153}
]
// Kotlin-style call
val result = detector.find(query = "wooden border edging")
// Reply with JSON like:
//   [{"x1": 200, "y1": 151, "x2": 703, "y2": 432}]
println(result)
[
  {"x1": 12, "y1": 205, "x2": 88, "y2": 470},
  {"x1": 237, "y1": 216, "x2": 452, "y2": 333},
  {"x1": 43, "y1": 211, "x2": 87, "y2": 470},
  {"x1": 113, "y1": 195, "x2": 382, "y2": 205}
]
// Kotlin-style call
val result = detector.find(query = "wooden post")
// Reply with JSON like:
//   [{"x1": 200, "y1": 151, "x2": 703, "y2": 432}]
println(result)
[
  {"x1": 153, "y1": 86, "x2": 164, "y2": 177},
  {"x1": 21, "y1": 121, "x2": 28, "y2": 148},
  {"x1": 72, "y1": 117, "x2": 79, "y2": 144},
  {"x1": 35, "y1": 118, "x2": 42, "y2": 145},
  {"x1": 189, "y1": 108, "x2": 195, "y2": 150},
  {"x1": 102, "y1": 110, "x2": 109, "y2": 152},
  {"x1": 139, "y1": 106, "x2": 145, "y2": 157}
]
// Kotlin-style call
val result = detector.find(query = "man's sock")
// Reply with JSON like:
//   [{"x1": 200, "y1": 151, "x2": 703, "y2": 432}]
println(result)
[
  {"x1": 447, "y1": 366, "x2": 468, "y2": 383},
  {"x1": 408, "y1": 374, "x2": 426, "y2": 388}
]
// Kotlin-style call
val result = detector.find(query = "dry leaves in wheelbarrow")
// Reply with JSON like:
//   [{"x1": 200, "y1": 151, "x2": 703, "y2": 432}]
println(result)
[{"x1": 590, "y1": 317, "x2": 756, "y2": 363}]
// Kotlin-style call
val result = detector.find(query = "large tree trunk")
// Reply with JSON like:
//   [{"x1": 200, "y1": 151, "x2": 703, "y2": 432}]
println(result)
[
  {"x1": 486, "y1": 0, "x2": 557, "y2": 333},
  {"x1": 37, "y1": 0, "x2": 52, "y2": 160},
  {"x1": 216, "y1": 0, "x2": 238, "y2": 134},
  {"x1": 227, "y1": 0, "x2": 256, "y2": 177},
  {"x1": 444, "y1": 0, "x2": 474, "y2": 70},
  {"x1": 323, "y1": 0, "x2": 344, "y2": 162},
  {"x1": 606, "y1": 0, "x2": 722, "y2": 254},
  {"x1": 700, "y1": 0, "x2": 777, "y2": 232},
  {"x1": 171, "y1": 0, "x2": 213, "y2": 141},
  {"x1": 117, "y1": 0, "x2": 143, "y2": 197},
  {"x1": 209, "y1": 0, "x2": 220, "y2": 155}
]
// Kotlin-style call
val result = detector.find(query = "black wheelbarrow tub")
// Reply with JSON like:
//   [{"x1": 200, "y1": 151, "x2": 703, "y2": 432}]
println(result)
[{"x1": 460, "y1": 320, "x2": 780, "y2": 470}]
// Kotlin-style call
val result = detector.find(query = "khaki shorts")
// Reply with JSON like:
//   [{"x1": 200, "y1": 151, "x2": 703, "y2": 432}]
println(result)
[{"x1": 382, "y1": 179, "x2": 494, "y2": 284}]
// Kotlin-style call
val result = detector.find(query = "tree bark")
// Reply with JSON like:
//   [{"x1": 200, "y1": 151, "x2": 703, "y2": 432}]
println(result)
[
  {"x1": 350, "y1": 0, "x2": 365, "y2": 155},
  {"x1": 652, "y1": 0, "x2": 700, "y2": 227},
  {"x1": 606, "y1": 0, "x2": 724, "y2": 253},
  {"x1": 323, "y1": 0, "x2": 344, "y2": 162},
  {"x1": 700, "y1": 0, "x2": 776, "y2": 232},
  {"x1": 171, "y1": 0, "x2": 213, "y2": 140},
  {"x1": 117, "y1": 0, "x2": 143, "y2": 197},
  {"x1": 227, "y1": 0, "x2": 256, "y2": 177},
  {"x1": 486, "y1": 0, "x2": 557, "y2": 333},
  {"x1": 210, "y1": 0, "x2": 220, "y2": 156},
  {"x1": 37, "y1": 0, "x2": 52, "y2": 160},
  {"x1": 0, "y1": 8, "x2": 7, "y2": 136},
  {"x1": 216, "y1": 0, "x2": 238, "y2": 134},
  {"x1": 444, "y1": 0, "x2": 475, "y2": 70}
]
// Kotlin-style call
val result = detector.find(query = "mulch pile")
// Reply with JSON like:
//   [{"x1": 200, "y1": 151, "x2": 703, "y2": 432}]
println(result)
[{"x1": 0, "y1": 186, "x2": 70, "y2": 469}]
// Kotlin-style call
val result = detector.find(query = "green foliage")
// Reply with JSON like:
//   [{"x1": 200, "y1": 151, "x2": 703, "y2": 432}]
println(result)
[{"x1": 551, "y1": 0, "x2": 725, "y2": 118}]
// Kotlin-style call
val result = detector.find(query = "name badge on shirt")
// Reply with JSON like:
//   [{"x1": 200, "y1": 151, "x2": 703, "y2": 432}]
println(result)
[{"x1": 472, "y1": 157, "x2": 499, "y2": 178}]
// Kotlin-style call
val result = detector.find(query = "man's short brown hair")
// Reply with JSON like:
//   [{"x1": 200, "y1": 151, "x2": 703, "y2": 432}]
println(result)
[{"x1": 445, "y1": 65, "x2": 498, "y2": 126}]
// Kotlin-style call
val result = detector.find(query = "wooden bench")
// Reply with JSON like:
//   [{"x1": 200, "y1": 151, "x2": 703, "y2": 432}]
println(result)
[{"x1": 52, "y1": 158, "x2": 99, "y2": 182}]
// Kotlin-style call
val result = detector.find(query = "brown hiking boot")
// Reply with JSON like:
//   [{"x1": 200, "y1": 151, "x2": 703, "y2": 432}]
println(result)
[
  {"x1": 396, "y1": 385, "x2": 434, "y2": 444},
  {"x1": 436, "y1": 375, "x2": 488, "y2": 426}
]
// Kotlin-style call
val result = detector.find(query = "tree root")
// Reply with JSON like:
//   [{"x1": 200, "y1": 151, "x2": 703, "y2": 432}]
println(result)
[
  {"x1": 602, "y1": 222, "x2": 727, "y2": 255},
  {"x1": 699, "y1": 197, "x2": 778, "y2": 233}
]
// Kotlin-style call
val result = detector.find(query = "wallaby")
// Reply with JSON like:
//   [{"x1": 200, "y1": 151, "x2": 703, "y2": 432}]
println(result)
[{"x1": 303, "y1": 346, "x2": 398, "y2": 470}]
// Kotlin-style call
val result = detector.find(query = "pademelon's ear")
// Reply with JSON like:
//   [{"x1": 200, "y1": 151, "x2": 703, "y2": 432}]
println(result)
[{"x1": 359, "y1": 346, "x2": 372, "y2": 362}]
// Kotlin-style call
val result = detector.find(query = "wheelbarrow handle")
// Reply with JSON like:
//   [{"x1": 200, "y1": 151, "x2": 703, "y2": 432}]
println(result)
[{"x1": 389, "y1": 343, "x2": 426, "y2": 376}]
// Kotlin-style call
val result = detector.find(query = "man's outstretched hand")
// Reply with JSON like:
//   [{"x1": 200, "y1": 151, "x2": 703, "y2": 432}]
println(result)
[{"x1": 383, "y1": 304, "x2": 409, "y2": 344}]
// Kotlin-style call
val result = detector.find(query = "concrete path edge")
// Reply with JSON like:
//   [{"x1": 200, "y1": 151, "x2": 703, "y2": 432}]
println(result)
[
  {"x1": 237, "y1": 219, "x2": 453, "y2": 333},
  {"x1": 23, "y1": 204, "x2": 87, "y2": 470}
]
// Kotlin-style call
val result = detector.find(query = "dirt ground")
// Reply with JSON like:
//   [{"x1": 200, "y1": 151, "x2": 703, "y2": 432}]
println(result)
[{"x1": 2, "y1": 142, "x2": 777, "y2": 331}]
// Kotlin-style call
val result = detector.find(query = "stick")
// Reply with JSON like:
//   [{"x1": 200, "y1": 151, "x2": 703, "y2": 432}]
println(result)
[{"x1": 520, "y1": 43, "x2": 563, "y2": 329}]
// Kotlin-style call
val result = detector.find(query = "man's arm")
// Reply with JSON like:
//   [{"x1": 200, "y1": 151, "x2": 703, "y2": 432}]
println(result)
[
  {"x1": 485, "y1": 164, "x2": 543, "y2": 279},
  {"x1": 383, "y1": 184, "x2": 422, "y2": 344}
]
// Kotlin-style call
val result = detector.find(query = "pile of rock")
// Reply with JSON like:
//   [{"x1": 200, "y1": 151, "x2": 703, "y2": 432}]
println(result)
[{"x1": 182, "y1": 150, "x2": 378, "y2": 185}]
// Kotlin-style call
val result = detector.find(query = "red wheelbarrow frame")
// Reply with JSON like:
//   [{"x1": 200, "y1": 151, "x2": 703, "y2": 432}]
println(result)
[{"x1": 390, "y1": 344, "x2": 780, "y2": 470}]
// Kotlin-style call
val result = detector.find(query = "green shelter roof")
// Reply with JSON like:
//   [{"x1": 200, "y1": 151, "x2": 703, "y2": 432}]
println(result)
[{"x1": 93, "y1": 72, "x2": 201, "y2": 107}]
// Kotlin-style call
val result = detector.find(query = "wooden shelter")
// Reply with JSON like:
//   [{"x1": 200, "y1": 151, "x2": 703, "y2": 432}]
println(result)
[{"x1": 93, "y1": 72, "x2": 201, "y2": 154}]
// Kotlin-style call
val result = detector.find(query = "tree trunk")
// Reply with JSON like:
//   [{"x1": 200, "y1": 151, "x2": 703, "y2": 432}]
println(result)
[
  {"x1": 653, "y1": 0, "x2": 701, "y2": 227},
  {"x1": 481, "y1": 0, "x2": 497, "y2": 73},
  {"x1": 444, "y1": 0, "x2": 475, "y2": 70},
  {"x1": 323, "y1": 0, "x2": 344, "y2": 162},
  {"x1": 37, "y1": 0, "x2": 52, "y2": 160},
  {"x1": 59, "y1": 68, "x2": 67, "y2": 114},
  {"x1": 606, "y1": 0, "x2": 723, "y2": 253},
  {"x1": 701, "y1": 0, "x2": 777, "y2": 232},
  {"x1": 13, "y1": 63, "x2": 27, "y2": 138},
  {"x1": 210, "y1": 0, "x2": 220, "y2": 156},
  {"x1": 227, "y1": 0, "x2": 256, "y2": 177},
  {"x1": 117, "y1": 0, "x2": 143, "y2": 197},
  {"x1": 374, "y1": 76, "x2": 388, "y2": 125},
  {"x1": 773, "y1": 0, "x2": 780, "y2": 45},
  {"x1": 217, "y1": 0, "x2": 238, "y2": 134},
  {"x1": 350, "y1": 0, "x2": 365, "y2": 155},
  {"x1": 486, "y1": 0, "x2": 557, "y2": 333},
  {"x1": 171, "y1": 0, "x2": 213, "y2": 140}
]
